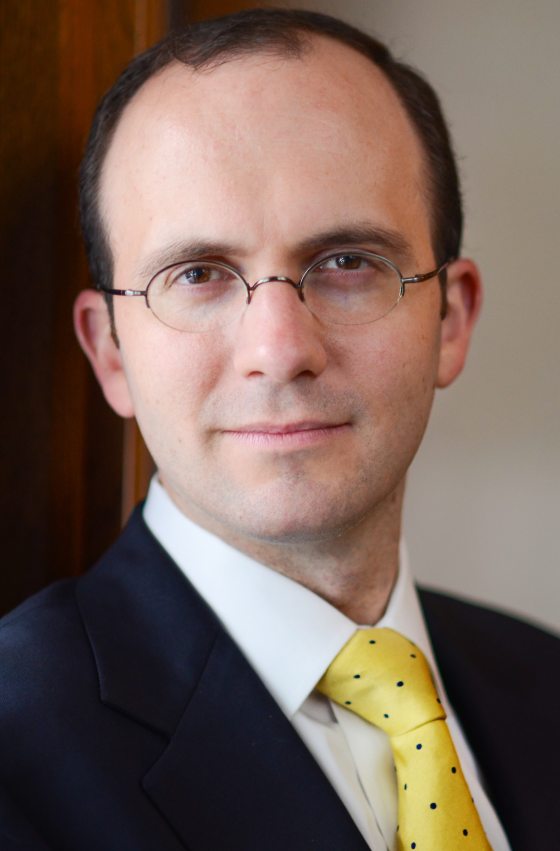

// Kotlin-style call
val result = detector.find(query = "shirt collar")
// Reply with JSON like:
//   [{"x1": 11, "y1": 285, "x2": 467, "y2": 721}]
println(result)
[{"x1": 143, "y1": 477, "x2": 446, "y2": 719}]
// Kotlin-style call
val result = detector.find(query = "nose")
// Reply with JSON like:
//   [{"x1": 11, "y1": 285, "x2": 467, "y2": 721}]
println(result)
[{"x1": 232, "y1": 279, "x2": 328, "y2": 383}]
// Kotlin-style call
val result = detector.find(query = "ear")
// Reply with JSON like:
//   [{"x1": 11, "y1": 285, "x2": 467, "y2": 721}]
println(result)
[
  {"x1": 436, "y1": 258, "x2": 483, "y2": 388},
  {"x1": 73, "y1": 289, "x2": 135, "y2": 417}
]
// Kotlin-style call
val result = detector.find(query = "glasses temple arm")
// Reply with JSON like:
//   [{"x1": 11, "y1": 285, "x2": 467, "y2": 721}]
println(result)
[
  {"x1": 96, "y1": 286, "x2": 146, "y2": 297},
  {"x1": 401, "y1": 258, "x2": 454, "y2": 285}
]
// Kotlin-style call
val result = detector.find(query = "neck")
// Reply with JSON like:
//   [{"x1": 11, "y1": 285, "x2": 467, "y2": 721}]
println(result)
[
  {"x1": 164, "y1": 477, "x2": 405, "y2": 625},
  {"x1": 239, "y1": 490, "x2": 402, "y2": 624}
]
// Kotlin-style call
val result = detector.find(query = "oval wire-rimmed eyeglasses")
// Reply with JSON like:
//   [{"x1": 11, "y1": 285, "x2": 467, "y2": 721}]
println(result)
[{"x1": 98, "y1": 250, "x2": 452, "y2": 333}]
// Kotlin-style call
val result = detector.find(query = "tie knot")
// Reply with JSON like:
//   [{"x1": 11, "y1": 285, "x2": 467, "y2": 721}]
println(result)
[{"x1": 317, "y1": 628, "x2": 445, "y2": 736}]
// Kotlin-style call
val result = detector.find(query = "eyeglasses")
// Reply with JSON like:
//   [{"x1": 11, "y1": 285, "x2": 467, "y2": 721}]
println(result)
[{"x1": 99, "y1": 250, "x2": 450, "y2": 333}]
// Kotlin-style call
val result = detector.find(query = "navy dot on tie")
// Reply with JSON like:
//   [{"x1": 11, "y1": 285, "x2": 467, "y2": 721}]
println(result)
[
  {"x1": 384, "y1": 713, "x2": 390, "y2": 718},
  {"x1": 396, "y1": 680, "x2": 404, "y2": 687},
  {"x1": 345, "y1": 700, "x2": 352, "y2": 705},
  {"x1": 463, "y1": 829, "x2": 469, "y2": 836},
  {"x1": 430, "y1": 802, "x2": 437, "y2": 810},
  {"x1": 451, "y1": 766, "x2": 457, "y2": 774},
  {"x1": 353, "y1": 674, "x2": 361, "y2": 679},
  {"x1": 411, "y1": 844, "x2": 416, "y2": 849},
  {"x1": 369, "y1": 639, "x2": 376, "y2": 644},
  {"x1": 404, "y1": 783, "x2": 408, "y2": 790},
  {"x1": 436, "y1": 698, "x2": 442, "y2": 704},
  {"x1": 416, "y1": 743, "x2": 422, "y2": 750},
  {"x1": 410, "y1": 653, "x2": 417, "y2": 658}
]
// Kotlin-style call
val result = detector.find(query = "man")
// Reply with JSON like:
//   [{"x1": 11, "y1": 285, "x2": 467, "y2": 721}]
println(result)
[{"x1": 1, "y1": 8, "x2": 557, "y2": 850}]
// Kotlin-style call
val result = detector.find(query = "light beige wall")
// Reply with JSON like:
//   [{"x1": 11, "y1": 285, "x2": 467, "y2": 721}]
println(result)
[{"x1": 285, "y1": 0, "x2": 560, "y2": 631}]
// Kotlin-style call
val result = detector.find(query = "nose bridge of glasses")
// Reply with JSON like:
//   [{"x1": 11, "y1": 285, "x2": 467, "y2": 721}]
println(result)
[{"x1": 246, "y1": 275, "x2": 304, "y2": 304}]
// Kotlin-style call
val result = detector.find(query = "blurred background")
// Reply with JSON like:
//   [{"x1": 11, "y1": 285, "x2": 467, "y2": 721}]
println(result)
[{"x1": 1, "y1": 0, "x2": 558, "y2": 631}]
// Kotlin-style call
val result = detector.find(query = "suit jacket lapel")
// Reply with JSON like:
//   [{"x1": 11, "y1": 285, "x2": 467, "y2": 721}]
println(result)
[
  {"x1": 143, "y1": 626, "x2": 369, "y2": 850},
  {"x1": 420, "y1": 588, "x2": 558, "y2": 851},
  {"x1": 77, "y1": 509, "x2": 368, "y2": 850}
]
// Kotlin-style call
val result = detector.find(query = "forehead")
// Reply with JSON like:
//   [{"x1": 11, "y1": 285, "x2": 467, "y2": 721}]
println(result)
[{"x1": 100, "y1": 36, "x2": 431, "y2": 271}]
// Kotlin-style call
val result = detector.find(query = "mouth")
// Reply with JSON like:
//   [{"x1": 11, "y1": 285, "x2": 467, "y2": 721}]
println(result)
[{"x1": 221, "y1": 421, "x2": 351, "y2": 448}]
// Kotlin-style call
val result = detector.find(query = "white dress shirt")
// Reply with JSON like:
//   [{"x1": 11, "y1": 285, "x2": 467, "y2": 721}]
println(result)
[{"x1": 144, "y1": 478, "x2": 510, "y2": 850}]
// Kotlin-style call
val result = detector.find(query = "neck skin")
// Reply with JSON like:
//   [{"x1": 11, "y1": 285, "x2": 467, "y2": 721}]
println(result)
[{"x1": 160, "y1": 475, "x2": 404, "y2": 626}]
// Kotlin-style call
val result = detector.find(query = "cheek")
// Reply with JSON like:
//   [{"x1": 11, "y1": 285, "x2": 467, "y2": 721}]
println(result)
[
  {"x1": 349, "y1": 314, "x2": 441, "y2": 438},
  {"x1": 344, "y1": 306, "x2": 439, "y2": 383},
  {"x1": 387, "y1": 330, "x2": 440, "y2": 445},
  {"x1": 118, "y1": 323, "x2": 226, "y2": 449}
]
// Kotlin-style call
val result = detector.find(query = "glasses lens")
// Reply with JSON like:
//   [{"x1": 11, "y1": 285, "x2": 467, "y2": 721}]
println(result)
[
  {"x1": 301, "y1": 252, "x2": 401, "y2": 325},
  {"x1": 147, "y1": 261, "x2": 246, "y2": 332}
]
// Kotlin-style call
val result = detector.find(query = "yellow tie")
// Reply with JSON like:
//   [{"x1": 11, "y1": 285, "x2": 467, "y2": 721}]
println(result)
[{"x1": 317, "y1": 628, "x2": 492, "y2": 850}]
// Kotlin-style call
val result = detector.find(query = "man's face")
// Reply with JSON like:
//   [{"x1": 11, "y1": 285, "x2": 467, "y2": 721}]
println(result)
[{"x1": 81, "y1": 38, "x2": 476, "y2": 548}]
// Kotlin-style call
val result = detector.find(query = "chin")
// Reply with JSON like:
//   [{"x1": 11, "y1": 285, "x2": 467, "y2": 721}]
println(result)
[
  {"x1": 167, "y1": 455, "x2": 402, "y2": 547},
  {"x1": 218, "y1": 482, "x2": 379, "y2": 547}
]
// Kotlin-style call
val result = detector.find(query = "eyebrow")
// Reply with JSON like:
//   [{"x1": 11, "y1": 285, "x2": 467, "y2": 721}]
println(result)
[
  {"x1": 293, "y1": 223, "x2": 413, "y2": 261},
  {"x1": 138, "y1": 239, "x2": 239, "y2": 281},
  {"x1": 136, "y1": 222, "x2": 414, "y2": 282}
]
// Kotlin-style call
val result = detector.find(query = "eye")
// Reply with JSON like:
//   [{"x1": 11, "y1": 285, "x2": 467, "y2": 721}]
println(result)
[
  {"x1": 303, "y1": 252, "x2": 394, "y2": 297},
  {"x1": 333, "y1": 254, "x2": 364, "y2": 270},
  {"x1": 161, "y1": 262, "x2": 236, "y2": 291},
  {"x1": 175, "y1": 265, "x2": 215, "y2": 285},
  {"x1": 319, "y1": 254, "x2": 370, "y2": 272}
]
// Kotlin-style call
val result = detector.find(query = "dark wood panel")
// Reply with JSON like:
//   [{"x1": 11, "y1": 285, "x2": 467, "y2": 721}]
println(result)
[
  {"x1": 0, "y1": 0, "x2": 61, "y2": 611},
  {"x1": 0, "y1": 0, "x2": 168, "y2": 615}
]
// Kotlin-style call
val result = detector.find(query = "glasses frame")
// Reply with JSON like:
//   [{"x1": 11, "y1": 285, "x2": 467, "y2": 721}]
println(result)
[{"x1": 98, "y1": 250, "x2": 452, "y2": 331}]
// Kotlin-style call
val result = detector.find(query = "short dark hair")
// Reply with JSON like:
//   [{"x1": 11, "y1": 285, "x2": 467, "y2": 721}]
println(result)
[{"x1": 80, "y1": 7, "x2": 462, "y2": 302}]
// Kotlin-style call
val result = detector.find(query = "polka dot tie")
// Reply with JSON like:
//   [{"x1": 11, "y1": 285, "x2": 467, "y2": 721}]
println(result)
[{"x1": 317, "y1": 628, "x2": 492, "y2": 850}]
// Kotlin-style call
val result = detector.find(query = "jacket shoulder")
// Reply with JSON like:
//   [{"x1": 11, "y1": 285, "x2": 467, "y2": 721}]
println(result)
[
  {"x1": 0, "y1": 579, "x2": 95, "y2": 748},
  {"x1": 0, "y1": 506, "x2": 155, "y2": 713},
  {"x1": 419, "y1": 586, "x2": 558, "y2": 649},
  {"x1": 0, "y1": 577, "x2": 84, "y2": 666},
  {"x1": 419, "y1": 586, "x2": 559, "y2": 711}
]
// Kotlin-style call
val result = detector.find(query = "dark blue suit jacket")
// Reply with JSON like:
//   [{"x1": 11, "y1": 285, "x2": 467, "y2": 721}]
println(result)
[{"x1": 1, "y1": 508, "x2": 558, "y2": 850}]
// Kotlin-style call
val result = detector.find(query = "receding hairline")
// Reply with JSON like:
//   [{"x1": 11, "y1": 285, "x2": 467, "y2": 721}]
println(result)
[
  {"x1": 98, "y1": 32, "x2": 431, "y2": 250},
  {"x1": 104, "y1": 31, "x2": 408, "y2": 143}
]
